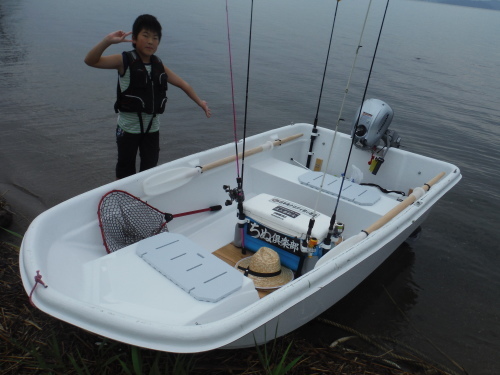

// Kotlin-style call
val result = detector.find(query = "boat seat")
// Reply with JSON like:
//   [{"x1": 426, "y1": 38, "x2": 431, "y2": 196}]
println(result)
[
  {"x1": 136, "y1": 232, "x2": 243, "y2": 303},
  {"x1": 298, "y1": 171, "x2": 380, "y2": 206}
]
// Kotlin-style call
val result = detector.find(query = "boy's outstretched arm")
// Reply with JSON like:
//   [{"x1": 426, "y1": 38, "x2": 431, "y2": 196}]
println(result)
[
  {"x1": 164, "y1": 65, "x2": 212, "y2": 118},
  {"x1": 84, "y1": 31, "x2": 132, "y2": 72}
]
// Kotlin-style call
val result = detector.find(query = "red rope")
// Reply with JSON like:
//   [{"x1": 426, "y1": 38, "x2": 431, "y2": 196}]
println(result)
[{"x1": 29, "y1": 270, "x2": 48, "y2": 307}]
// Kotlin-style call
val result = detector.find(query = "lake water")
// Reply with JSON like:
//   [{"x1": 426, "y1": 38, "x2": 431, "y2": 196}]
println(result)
[{"x1": 1, "y1": 0, "x2": 499, "y2": 373}]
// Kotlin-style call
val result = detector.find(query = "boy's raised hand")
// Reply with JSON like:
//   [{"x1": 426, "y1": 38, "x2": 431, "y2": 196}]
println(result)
[
  {"x1": 106, "y1": 30, "x2": 133, "y2": 45},
  {"x1": 84, "y1": 31, "x2": 132, "y2": 69}
]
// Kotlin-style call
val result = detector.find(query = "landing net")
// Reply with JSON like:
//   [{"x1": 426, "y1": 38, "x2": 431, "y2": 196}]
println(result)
[{"x1": 98, "y1": 190, "x2": 168, "y2": 253}]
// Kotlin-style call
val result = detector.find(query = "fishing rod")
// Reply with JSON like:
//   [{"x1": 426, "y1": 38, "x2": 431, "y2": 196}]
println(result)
[
  {"x1": 224, "y1": 0, "x2": 254, "y2": 252},
  {"x1": 305, "y1": 0, "x2": 341, "y2": 170},
  {"x1": 303, "y1": 0, "x2": 373, "y2": 252},
  {"x1": 225, "y1": 0, "x2": 240, "y2": 177},
  {"x1": 323, "y1": 0, "x2": 392, "y2": 249},
  {"x1": 240, "y1": 0, "x2": 254, "y2": 182}
]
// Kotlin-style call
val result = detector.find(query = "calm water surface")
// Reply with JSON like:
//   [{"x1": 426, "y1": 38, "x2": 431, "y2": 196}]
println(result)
[{"x1": 1, "y1": 1, "x2": 499, "y2": 374}]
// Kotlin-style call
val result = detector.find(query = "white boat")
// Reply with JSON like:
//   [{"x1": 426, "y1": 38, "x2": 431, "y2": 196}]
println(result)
[{"x1": 20, "y1": 100, "x2": 461, "y2": 352}]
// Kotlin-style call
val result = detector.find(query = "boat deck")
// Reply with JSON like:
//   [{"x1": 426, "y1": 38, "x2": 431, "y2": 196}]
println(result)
[{"x1": 214, "y1": 244, "x2": 274, "y2": 298}]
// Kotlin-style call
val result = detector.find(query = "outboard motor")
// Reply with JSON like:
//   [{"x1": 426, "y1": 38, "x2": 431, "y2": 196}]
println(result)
[
  {"x1": 351, "y1": 99, "x2": 401, "y2": 175},
  {"x1": 351, "y1": 99, "x2": 400, "y2": 150}
]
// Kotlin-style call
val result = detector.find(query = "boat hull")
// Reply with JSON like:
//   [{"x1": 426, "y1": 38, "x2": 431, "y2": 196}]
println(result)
[{"x1": 20, "y1": 123, "x2": 461, "y2": 352}]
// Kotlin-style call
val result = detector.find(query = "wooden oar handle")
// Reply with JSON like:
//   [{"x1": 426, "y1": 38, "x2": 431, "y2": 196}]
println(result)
[
  {"x1": 364, "y1": 172, "x2": 445, "y2": 235},
  {"x1": 201, "y1": 133, "x2": 304, "y2": 172},
  {"x1": 423, "y1": 171, "x2": 445, "y2": 191},
  {"x1": 272, "y1": 133, "x2": 304, "y2": 146}
]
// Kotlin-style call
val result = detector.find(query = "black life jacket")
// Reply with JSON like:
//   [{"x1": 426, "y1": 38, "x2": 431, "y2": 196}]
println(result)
[{"x1": 114, "y1": 50, "x2": 168, "y2": 133}]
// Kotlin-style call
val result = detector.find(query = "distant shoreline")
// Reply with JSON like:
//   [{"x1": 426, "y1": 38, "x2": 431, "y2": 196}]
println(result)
[{"x1": 416, "y1": 0, "x2": 500, "y2": 11}]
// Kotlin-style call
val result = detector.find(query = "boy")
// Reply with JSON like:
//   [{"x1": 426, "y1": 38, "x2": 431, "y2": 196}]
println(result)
[{"x1": 84, "y1": 14, "x2": 211, "y2": 179}]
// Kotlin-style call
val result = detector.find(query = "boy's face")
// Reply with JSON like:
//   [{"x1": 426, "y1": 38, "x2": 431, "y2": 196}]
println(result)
[{"x1": 133, "y1": 28, "x2": 161, "y2": 60}]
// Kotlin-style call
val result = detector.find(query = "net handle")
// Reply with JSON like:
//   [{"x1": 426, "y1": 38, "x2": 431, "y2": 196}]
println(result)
[{"x1": 166, "y1": 205, "x2": 223, "y2": 222}]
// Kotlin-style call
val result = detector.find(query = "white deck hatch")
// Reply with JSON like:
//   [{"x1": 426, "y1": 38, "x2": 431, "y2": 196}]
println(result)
[
  {"x1": 137, "y1": 233, "x2": 243, "y2": 302},
  {"x1": 299, "y1": 171, "x2": 380, "y2": 206}
]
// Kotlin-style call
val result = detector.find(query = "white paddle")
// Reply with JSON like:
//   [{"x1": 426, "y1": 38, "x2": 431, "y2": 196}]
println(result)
[
  {"x1": 143, "y1": 133, "x2": 304, "y2": 196},
  {"x1": 315, "y1": 172, "x2": 445, "y2": 268}
]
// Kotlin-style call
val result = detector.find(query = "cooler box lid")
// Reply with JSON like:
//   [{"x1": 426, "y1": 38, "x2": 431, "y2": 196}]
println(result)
[{"x1": 243, "y1": 194, "x2": 330, "y2": 241}]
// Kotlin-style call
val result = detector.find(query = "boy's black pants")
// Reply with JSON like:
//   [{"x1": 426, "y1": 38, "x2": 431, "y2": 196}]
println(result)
[{"x1": 115, "y1": 126, "x2": 160, "y2": 179}]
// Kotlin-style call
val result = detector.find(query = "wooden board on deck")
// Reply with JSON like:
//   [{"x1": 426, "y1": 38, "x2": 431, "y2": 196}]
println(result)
[{"x1": 213, "y1": 243, "x2": 273, "y2": 298}]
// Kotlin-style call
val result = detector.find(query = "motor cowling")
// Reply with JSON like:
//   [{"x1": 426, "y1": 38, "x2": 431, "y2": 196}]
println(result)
[{"x1": 351, "y1": 99, "x2": 397, "y2": 149}]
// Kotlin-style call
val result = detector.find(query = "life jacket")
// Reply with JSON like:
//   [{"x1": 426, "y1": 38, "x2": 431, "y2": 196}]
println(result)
[{"x1": 114, "y1": 50, "x2": 168, "y2": 132}]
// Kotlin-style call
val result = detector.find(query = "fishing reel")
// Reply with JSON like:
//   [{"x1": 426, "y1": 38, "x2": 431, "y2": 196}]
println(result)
[{"x1": 223, "y1": 182, "x2": 245, "y2": 206}]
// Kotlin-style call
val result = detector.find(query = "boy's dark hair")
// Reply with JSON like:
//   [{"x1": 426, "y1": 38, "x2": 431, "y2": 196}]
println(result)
[{"x1": 132, "y1": 14, "x2": 162, "y2": 48}]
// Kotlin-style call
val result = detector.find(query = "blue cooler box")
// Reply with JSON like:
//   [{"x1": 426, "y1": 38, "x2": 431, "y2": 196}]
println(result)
[{"x1": 242, "y1": 194, "x2": 330, "y2": 272}]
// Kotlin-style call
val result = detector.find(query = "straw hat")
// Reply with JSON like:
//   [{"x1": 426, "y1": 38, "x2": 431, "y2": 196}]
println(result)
[{"x1": 235, "y1": 247, "x2": 294, "y2": 290}]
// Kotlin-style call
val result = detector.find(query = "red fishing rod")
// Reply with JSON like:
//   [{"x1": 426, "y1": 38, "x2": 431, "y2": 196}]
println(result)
[{"x1": 223, "y1": 0, "x2": 254, "y2": 253}]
